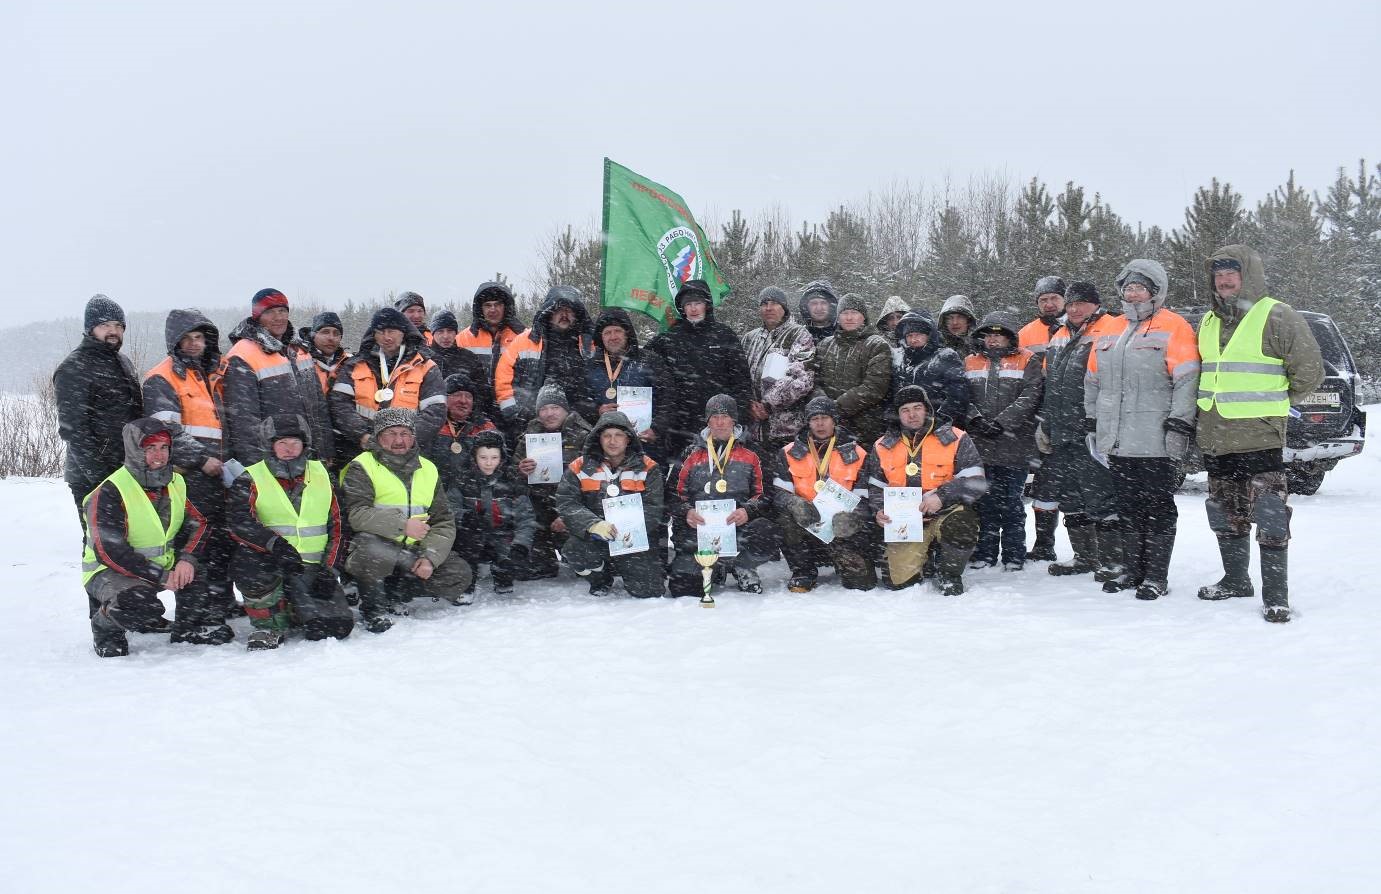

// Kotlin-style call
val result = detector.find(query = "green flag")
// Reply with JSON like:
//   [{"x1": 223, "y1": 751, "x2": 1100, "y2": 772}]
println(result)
[{"x1": 599, "y1": 158, "x2": 730, "y2": 330}]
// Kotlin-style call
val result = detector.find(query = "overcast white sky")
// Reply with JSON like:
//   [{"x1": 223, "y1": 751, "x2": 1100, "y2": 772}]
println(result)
[{"x1": 4, "y1": 0, "x2": 1377, "y2": 325}]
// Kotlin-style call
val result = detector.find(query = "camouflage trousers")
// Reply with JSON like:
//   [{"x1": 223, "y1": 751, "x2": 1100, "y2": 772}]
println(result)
[{"x1": 1207, "y1": 471, "x2": 1291, "y2": 548}]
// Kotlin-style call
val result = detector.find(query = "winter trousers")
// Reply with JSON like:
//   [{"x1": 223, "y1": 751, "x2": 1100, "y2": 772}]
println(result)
[
  {"x1": 230, "y1": 549, "x2": 353, "y2": 639},
  {"x1": 563, "y1": 534, "x2": 666, "y2": 598},
  {"x1": 458, "y1": 529, "x2": 528, "y2": 589},
  {"x1": 186, "y1": 471, "x2": 235, "y2": 612},
  {"x1": 884, "y1": 504, "x2": 980, "y2": 587},
  {"x1": 1206, "y1": 471, "x2": 1291, "y2": 548},
  {"x1": 780, "y1": 510, "x2": 877, "y2": 590},
  {"x1": 974, "y1": 465, "x2": 1028, "y2": 565},
  {"x1": 1109, "y1": 457, "x2": 1179, "y2": 535},
  {"x1": 346, "y1": 531, "x2": 473, "y2": 600},
  {"x1": 1038, "y1": 443, "x2": 1117, "y2": 521},
  {"x1": 525, "y1": 485, "x2": 566, "y2": 577},
  {"x1": 85, "y1": 571, "x2": 215, "y2": 637},
  {"x1": 667, "y1": 516, "x2": 781, "y2": 598}
]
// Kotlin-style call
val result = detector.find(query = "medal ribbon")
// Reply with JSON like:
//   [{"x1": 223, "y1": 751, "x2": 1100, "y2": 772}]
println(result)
[
  {"x1": 808, "y1": 436, "x2": 836, "y2": 480},
  {"x1": 602, "y1": 352, "x2": 625, "y2": 393},
  {"x1": 707, "y1": 435, "x2": 736, "y2": 482}
]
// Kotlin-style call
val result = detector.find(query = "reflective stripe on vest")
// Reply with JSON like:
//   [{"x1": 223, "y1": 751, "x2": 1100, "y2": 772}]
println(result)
[
  {"x1": 350, "y1": 355, "x2": 434, "y2": 417},
  {"x1": 81, "y1": 468, "x2": 186, "y2": 585},
  {"x1": 872, "y1": 430, "x2": 962, "y2": 491},
  {"x1": 572, "y1": 455, "x2": 656, "y2": 493},
  {"x1": 1196, "y1": 297, "x2": 1290, "y2": 418},
  {"x1": 245, "y1": 460, "x2": 333, "y2": 564},
  {"x1": 350, "y1": 452, "x2": 440, "y2": 546},
  {"x1": 145, "y1": 357, "x2": 223, "y2": 441}
]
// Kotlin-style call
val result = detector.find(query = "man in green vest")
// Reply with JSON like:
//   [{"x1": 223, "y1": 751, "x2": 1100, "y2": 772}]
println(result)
[
  {"x1": 1195, "y1": 245, "x2": 1323, "y2": 622},
  {"x1": 82, "y1": 417, "x2": 230, "y2": 656},
  {"x1": 226, "y1": 414, "x2": 354, "y2": 649},
  {"x1": 341, "y1": 407, "x2": 471, "y2": 632}
]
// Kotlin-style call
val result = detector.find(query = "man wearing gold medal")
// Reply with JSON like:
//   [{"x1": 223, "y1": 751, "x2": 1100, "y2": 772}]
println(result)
[
  {"x1": 577, "y1": 308, "x2": 655, "y2": 428},
  {"x1": 866, "y1": 385, "x2": 987, "y2": 595},
  {"x1": 667, "y1": 395, "x2": 779, "y2": 598},
  {"x1": 329, "y1": 307, "x2": 447, "y2": 466},
  {"x1": 772, "y1": 396, "x2": 876, "y2": 593}
]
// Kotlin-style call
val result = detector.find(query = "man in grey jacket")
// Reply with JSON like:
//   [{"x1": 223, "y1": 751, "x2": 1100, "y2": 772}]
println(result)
[{"x1": 1194, "y1": 245, "x2": 1323, "y2": 622}]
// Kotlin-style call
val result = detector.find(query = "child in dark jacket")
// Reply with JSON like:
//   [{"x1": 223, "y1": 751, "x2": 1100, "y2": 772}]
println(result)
[{"x1": 448, "y1": 430, "x2": 537, "y2": 594}]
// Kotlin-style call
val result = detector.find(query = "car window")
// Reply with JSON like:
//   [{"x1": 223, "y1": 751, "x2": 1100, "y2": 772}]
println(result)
[{"x1": 1305, "y1": 316, "x2": 1353, "y2": 375}]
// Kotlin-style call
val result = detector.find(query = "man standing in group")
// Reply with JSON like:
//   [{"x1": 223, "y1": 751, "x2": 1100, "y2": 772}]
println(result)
[
  {"x1": 55, "y1": 295, "x2": 143, "y2": 512},
  {"x1": 815, "y1": 294, "x2": 894, "y2": 450},
  {"x1": 740, "y1": 286, "x2": 816, "y2": 456},
  {"x1": 395, "y1": 292, "x2": 431, "y2": 343},
  {"x1": 458, "y1": 281, "x2": 527, "y2": 385},
  {"x1": 798, "y1": 280, "x2": 839, "y2": 344},
  {"x1": 495, "y1": 285, "x2": 593, "y2": 435},
  {"x1": 219, "y1": 288, "x2": 331, "y2": 468},
  {"x1": 143, "y1": 309, "x2": 235, "y2": 617},
  {"x1": 938, "y1": 295, "x2": 978, "y2": 357},
  {"x1": 1195, "y1": 245, "x2": 1323, "y2": 623},
  {"x1": 646, "y1": 280, "x2": 753, "y2": 463},
  {"x1": 297, "y1": 312, "x2": 350, "y2": 396},
  {"x1": 1020, "y1": 276, "x2": 1067, "y2": 562}
]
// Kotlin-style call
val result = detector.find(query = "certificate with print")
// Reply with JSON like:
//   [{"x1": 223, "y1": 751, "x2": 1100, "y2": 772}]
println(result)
[
  {"x1": 525, "y1": 433, "x2": 564, "y2": 484},
  {"x1": 695, "y1": 499, "x2": 739, "y2": 557},
  {"x1": 806, "y1": 477, "x2": 862, "y2": 544},
  {"x1": 616, "y1": 386, "x2": 653, "y2": 433},
  {"x1": 883, "y1": 487, "x2": 925, "y2": 543},
  {"x1": 603, "y1": 493, "x2": 649, "y2": 557}
]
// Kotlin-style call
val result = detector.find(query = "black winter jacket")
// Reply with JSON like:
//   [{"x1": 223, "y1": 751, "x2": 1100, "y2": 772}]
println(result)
[
  {"x1": 55, "y1": 336, "x2": 143, "y2": 490},
  {"x1": 646, "y1": 299, "x2": 753, "y2": 459}
]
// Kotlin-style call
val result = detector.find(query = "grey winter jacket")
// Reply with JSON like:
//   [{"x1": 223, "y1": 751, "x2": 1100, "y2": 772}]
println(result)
[
  {"x1": 1084, "y1": 260, "x2": 1201, "y2": 458},
  {"x1": 741, "y1": 320, "x2": 817, "y2": 444},
  {"x1": 964, "y1": 312, "x2": 1044, "y2": 468},
  {"x1": 1194, "y1": 245, "x2": 1324, "y2": 457}
]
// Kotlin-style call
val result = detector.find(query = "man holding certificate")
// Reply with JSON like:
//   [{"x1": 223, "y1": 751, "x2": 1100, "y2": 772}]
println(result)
[
  {"x1": 577, "y1": 308, "x2": 656, "y2": 431},
  {"x1": 668, "y1": 395, "x2": 779, "y2": 598},
  {"x1": 772, "y1": 396, "x2": 876, "y2": 593},
  {"x1": 866, "y1": 385, "x2": 987, "y2": 595},
  {"x1": 555, "y1": 412, "x2": 664, "y2": 598}
]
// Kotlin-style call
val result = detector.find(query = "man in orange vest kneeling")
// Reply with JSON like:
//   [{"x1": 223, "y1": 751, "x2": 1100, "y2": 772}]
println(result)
[{"x1": 866, "y1": 385, "x2": 988, "y2": 595}]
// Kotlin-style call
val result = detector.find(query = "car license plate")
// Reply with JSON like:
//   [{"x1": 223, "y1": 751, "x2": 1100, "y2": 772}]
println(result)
[{"x1": 1303, "y1": 391, "x2": 1341, "y2": 409}]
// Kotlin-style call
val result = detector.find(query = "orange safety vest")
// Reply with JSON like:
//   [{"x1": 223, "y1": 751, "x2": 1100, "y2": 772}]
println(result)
[
  {"x1": 1018, "y1": 317, "x2": 1056, "y2": 354},
  {"x1": 782, "y1": 440, "x2": 867, "y2": 501},
  {"x1": 964, "y1": 348, "x2": 1035, "y2": 381},
  {"x1": 215, "y1": 338, "x2": 315, "y2": 394},
  {"x1": 570, "y1": 454, "x2": 657, "y2": 494},
  {"x1": 872, "y1": 428, "x2": 962, "y2": 491},
  {"x1": 312, "y1": 351, "x2": 350, "y2": 395},
  {"x1": 145, "y1": 357, "x2": 223, "y2": 443},
  {"x1": 457, "y1": 326, "x2": 521, "y2": 368},
  {"x1": 349, "y1": 354, "x2": 435, "y2": 415}
]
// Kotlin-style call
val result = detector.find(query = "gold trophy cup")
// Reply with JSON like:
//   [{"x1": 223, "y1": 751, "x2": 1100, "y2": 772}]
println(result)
[{"x1": 694, "y1": 549, "x2": 719, "y2": 608}]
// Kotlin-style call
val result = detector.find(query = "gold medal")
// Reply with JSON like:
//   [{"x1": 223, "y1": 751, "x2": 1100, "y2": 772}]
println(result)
[
  {"x1": 715, "y1": 478, "x2": 728, "y2": 494},
  {"x1": 450, "y1": 441, "x2": 463, "y2": 454},
  {"x1": 375, "y1": 387, "x2": 394, "y2": 403},
  {"x1": 605, "y1": 387, "x2": 618, "y2": 400},
  {"x1": 606, "y1": 484, "x2": 619, "y2": 497},
  {"x1": 905, "y1": 462, "x2": 920, "y2": 477}
]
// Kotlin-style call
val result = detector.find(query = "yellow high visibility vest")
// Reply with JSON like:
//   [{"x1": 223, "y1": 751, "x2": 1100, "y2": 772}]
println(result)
[
  {"x1": 349, "y1": 452, "x2": 440, "y2": 546},
  {"x1": 1197, "y1": 297, "x2": 1290, "y2": 418},
  {"x1": 81, "y1": 468, "x2": 186, "y2": 585},
  {"x1": 245, "y1": 459, "x2": 333, "y2": 564}
]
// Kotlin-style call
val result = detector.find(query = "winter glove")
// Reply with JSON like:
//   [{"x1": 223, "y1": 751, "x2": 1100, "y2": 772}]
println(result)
[
  {"x1": 1164, "y1": 429, "x2": 1191, "y2": 463},
  {"x1": 789, "y1": 499, "x2": 821, "y2": 529},
  {"x1": 831, "y1": 511, "x2": 863, "y2": 540},
  {"x1": 312, "y1": 569, "x2": 340, "y2": 601},
  {"x1": 1085, "y1": 433, "x2": 1109, "y2": 469},
  {"x1": 268, "y1": 537, "x2": 306, "y2": 577},
  {"x1": 971, "y1": 416, "x2": 1004, "y2": 439},
  {"x1": 1035, "y1": 424, "x2": 1052, "y2": 455},
  {"x1": 587, "y1": 521, "x2": 617, "y2": 542}
]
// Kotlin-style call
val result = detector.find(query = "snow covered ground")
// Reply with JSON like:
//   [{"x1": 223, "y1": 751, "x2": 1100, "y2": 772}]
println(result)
[{"x1": 4, "y1": 427, "x2": 1380, "y2": 893}]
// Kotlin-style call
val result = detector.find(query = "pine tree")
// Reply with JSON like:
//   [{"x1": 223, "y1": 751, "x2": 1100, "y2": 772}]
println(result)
[
  {"x1": 1254, "y1": 171, "x2": 1324, "y2": 309},
  {"x1": 920, "y1": 205, "x2": 984, "y2": 308},
  {"x1": 1318, "y1": 160, "x2": 1381, "y2": 377},
  {"x1": 1002, "y1": 178, "x2": 1056, "y2": 298}
]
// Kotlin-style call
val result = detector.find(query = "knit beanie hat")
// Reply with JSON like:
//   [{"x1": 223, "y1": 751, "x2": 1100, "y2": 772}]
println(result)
[
  {"x1": 84, "y1": 294, "x2": 126, "y2": 333},
  {"x1": 1065, "y1": 282, "x2": 1101, "y2": 305},
  {"x1": 394, "y1": 291, "x2": 426, "y2": 313},
  {"x1": 445, "y1": 372, "x2": 478, "y2": 396},
  {"x1": 1032, "y1": 276, "x2": 1067, "y2": 300},
  {"x1": 536, "y1": 383, "x2": 570, "y2": 412},
  {"x1": 372, "y1": 407, "x2": 417, "y2": 436},
  {"x1": 309, "y1": 311, "x2": 343, "y2": 335},
  {"x1": 251, "y1": 288, "x2": 289, "y2": 320},
  {"x1": 369, "y1": 307, "x2": 411, "y2": 333},
  {"x1": 758, "y1": 286, "x2": 791, "y2": 317},
  {"x1": 803, "y1": 395, "x2": 840, "y2": 422},
  {"x1": 1121, "y1": 271, "x2": 1159, "y2": 297},
  {"x1": 704, "y1": 393, "x2": 739, "y2": 421},
  {"x1": 430, "y1": 309, "x2": 460, "y2": 332},
  {"x1": 837, "y1": 293, "x2": 870, "y2": 324}
]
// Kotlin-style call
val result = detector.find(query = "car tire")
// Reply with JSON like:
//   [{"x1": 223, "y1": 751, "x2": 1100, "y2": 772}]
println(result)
[{"x1": 1287, "y1": 468, "x2": 1325, "y2": 495}]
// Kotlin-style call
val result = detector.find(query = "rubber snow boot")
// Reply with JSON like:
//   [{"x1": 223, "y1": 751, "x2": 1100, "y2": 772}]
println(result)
[
  {"x1": 359, "y1": 582, "x2": 394, "y2": 634},
  {"x1": 1028, "y1": 509, "x2": 1059, "y2": 562},
  {"x1": 90, "y1": 609, "x2": 129, "y2": 658},
  {"x1": 733, "y1": 567, "x2": 763, "y2": 594},
  {"x1": 1093, "y1": 520, "x2": 1125, "y2": 584},
  {"x1": 1049, "y1": 521, "x2": 1098, "y2": 576},
  {"x1": 246, "y1": 628, "x2": 285, "y2": 650},
  {"x1": 1197, "y1": 536, "x2": 1255, "y2": 601},
  {"x1": 587, "y1": 565, "x2": 614, "y2": 598},
  {"x1": 788, "y1": 574, "x2": 817, "y2": 593},
  {"x1": 1260, "y1": 546, "x2": 1290, "y2": 623},
  {"x1": 1102, "y1": 530, "x2": 1143, "y2": 593},
  {"x1": 1134, "y1": 531, "x2": 1175, "y2": 601},
  {"x1": 170, "y1": 624, "x2": 234, "y2": 646},
  {"x1": 934, "y1": 542, "x2": 970, "y2": 596}
]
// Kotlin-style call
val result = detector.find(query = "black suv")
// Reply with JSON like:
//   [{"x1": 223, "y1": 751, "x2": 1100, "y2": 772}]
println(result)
[{"x1": 1178, "y1": 307, "x2": 1367, "y2": 494}]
